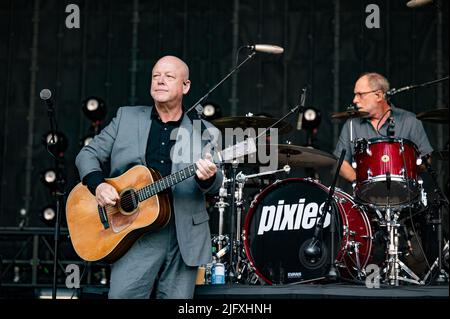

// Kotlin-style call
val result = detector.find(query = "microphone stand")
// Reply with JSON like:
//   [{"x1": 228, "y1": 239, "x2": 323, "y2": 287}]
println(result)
[
  {"x1": 42, "y1": 92, "x2": 65, "y2": 300},
  {"x1": 186, "y1": 51, "x2": 256, "y2": 118},
  {"x1": 184, "y1": 49, "x2": 258, "y2": 282},
  {"x1": 386, "y1": 75, "x2": 449, "y2": 98},
  {"x1": 185, "y1": 48, "x2": 286, "y2": 282},
  {"x1": 304, "y1": 149, "x2": 346, "y2": 279},
  {"x1": 253, "y1": 87, "x2": 308, "y2": 142}
]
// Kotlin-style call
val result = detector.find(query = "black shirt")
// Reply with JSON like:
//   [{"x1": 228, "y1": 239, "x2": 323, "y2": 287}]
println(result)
[
  {"x1": 83, "y1": 107, "x2": 215, "y2": 196},
  {"x1": 146, "y1": 107, "x2": 181, "y2": 178}
]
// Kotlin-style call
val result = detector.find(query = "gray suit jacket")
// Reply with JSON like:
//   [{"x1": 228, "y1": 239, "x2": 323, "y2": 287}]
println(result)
[{"x1": 75, "y1": 106, "x2": 223, "y2": 266}]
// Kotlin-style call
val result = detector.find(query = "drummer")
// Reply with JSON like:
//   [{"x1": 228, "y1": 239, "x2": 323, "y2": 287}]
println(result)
[{"x1": 334, "y1": 72, "x2": 433, "y2": 182}]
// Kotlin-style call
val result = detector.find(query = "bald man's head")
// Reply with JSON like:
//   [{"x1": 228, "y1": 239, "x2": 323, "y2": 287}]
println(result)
[
  {"x1": 153, "y1": 55, "x2": 189, "y2": 81},
  {"x1": 150, "y1": 55, "x2": 191, "y2": 106}
]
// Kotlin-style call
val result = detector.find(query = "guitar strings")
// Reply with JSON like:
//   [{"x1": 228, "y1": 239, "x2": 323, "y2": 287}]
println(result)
[{"x1": 105, "y1": 164, "x2": 198, "y2": 210}]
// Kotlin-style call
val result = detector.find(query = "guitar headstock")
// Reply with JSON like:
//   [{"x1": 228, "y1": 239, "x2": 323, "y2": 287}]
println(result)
[{"x1": 219, "y1": 138, "x2": 257, "y2": 163}]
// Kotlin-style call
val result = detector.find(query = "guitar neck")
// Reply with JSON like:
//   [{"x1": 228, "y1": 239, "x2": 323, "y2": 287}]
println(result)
[{"x1": 137, "y1": 163, "x2": 198, "y2": 202}]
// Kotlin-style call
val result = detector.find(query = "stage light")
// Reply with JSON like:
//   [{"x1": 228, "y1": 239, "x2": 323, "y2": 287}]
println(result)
[
  {"x1": 13, "y1": 266, "x2": 20, "y2": 283},
  {"x1": 297, "y1": 107, "x2": 321, "y2": 131},
  {"x1": 82, "y1": 134, "x2": 95, "y2": 147},
  {"x1": 41, "y1": 169, "x2": 57, "y2": 188},
  {"x1": 40, "y1": 205, "x2": 56, "y2": 226},
  {"x1": 202, "y1": 102, "x2": 222, "y2": 120},
  {"x1": 37, "y1": 288, "x2": 78, "y2": 299},
  {"x1": 42, "y1": 131, "x2": 68, "y2": 157},
  {"x1": 40, "y1": 168, "x2": 66, "y2": 191},
  {"x1": 82, "y1": 96, "x2": 107, "y2": 122},
  {"x1": 94, "y1": 267, "x2": 108, "y2": 285}
]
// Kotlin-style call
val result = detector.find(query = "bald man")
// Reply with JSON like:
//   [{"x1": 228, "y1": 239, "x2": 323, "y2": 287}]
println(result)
[{"x1": 76, "y1": 56, "x2": 223, "y2": 298}]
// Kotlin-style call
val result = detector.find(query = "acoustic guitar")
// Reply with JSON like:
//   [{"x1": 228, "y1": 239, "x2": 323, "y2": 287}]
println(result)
[{"x1": 66, "y1": 139, "x2": 256, "y2": 263}]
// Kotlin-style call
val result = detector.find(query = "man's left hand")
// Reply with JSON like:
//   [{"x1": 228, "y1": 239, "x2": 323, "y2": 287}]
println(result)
[{"x1": 196, "y1": 153, "x2": 217, "y2": 180}]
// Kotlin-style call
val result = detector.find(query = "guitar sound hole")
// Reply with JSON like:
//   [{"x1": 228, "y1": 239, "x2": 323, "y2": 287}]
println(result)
[{"x1": 120, "y1": 189, "x2": 138, "y2": 213}]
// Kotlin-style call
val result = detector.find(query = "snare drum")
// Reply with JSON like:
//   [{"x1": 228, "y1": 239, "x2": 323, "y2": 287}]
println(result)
[
  {"x1": 353, "y1": 137, "x2": 422, "y2": 207},
  {"x1": 243, "y1": 178, "x2": 373, "y2": 284}
]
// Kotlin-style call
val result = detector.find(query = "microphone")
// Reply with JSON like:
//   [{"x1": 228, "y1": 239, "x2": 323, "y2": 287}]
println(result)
[
  {"x1": 385, "y1": 85, "x2": 414, "y2": 97},
  {"x1": 296, "y1": 87, "x2": 308, "y2": 130},
  {"x1": 40, "y1": 89, "x2": 54, "y2": 109},
  {"x1": 247, "y1": 44, "x2": 284, "y2": 54},
  {"x1": 303, "y1": 149, "x2": 346, "y2": 262},
  {"x1": 387, "y1": 117, "x2": 395, "y2": 137},
  {"x1": 406, "y1": 0, "x2": 433, "y2": 8}
]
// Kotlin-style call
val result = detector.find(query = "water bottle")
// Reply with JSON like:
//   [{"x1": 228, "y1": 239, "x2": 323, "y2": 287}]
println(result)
[{"x1": 211, "y1": 262, "x2": 225, "y2": 284}]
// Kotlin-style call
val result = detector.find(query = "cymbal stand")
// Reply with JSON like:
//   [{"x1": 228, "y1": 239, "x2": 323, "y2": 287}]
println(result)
[
  {"x1": 422, "y1": 160, "x2": 449, "y2": 283},
  {"x1": 213, "y1": 168, "x2": 230, "y2": 262},
  {"x1": 227, "y1": 160, "x2": 238, "y2": 283},
  {"x1": 232, "y1": 172, "x2": 245, "y2": 281},
  {"x1": 233, "y1": 166, "x2": 291, "y2": 281},
  {"x1": 423, "y1": 241, "x2": 449, "y2": 283}
]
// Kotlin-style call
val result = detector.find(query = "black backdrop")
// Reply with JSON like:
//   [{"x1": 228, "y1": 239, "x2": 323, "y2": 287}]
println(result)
[{"x1": 0, "y1": 0, "x2": 448, "y2": 228}]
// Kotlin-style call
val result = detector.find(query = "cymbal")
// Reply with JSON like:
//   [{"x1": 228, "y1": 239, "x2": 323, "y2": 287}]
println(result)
[
  {"x1": 331, "y1": 109, "x2": 370, "y2": 120},
  {"x1": 266, "y1": 144, "x2": 337, "y2": 167},
  {"x1": 212, "y1": 116, "x2": 293, "y2": 134},
  {"x1": 416, "y1": 108, "x2": 449, "y2": 123},
  {"x1": 432, "y1": 150, "x2": 448, "y2": 161}
]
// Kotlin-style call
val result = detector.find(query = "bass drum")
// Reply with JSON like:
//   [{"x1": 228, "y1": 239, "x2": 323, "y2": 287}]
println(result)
[{"x1": 243, "y1": 178, "x2": 373, "y2": 284}]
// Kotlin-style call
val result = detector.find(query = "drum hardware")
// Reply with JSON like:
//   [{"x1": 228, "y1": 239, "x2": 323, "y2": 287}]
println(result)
[
  {"x1": 423, "y1": 241, "x2": 449, "y2": 283},
  {"x1": 229, "y1": 165, "x2": 292, "y2": 282},
  {"x1": 347, "y1": 241, "x2": 364, "y2": 279},
  {"x1": 373, "y1": 208, "x2": 385, "y2": 221},
  {"x1": 235, "y1": 165, "x2": 291, "y2": 184},
  {"x1": 220, "y1": 86, "x2": 309, "y2": 158},
  {"x1": 214, "y1": 168, "x2": 231, "y2": 259},
  {"x1": 381, "y1": 206, "x2": 423, "y2": 286},
  {"x1": 266, "y1": 144, "x2": 337, "y2": 168},
  {"x1": 373, "y1": 154, "x2": 422, "y2": 285},
  {"x1": 331, "y1": 104, "x2": 370, "y2": 120},
  {"x1": 416, "y1": 108, "x2": 449, "y2": 124},
  {"x1": 420, "y1": 159, "x2": 449, "y2": 284},
  {"x1": 226, "y1": 160, "x2": 238, "y2": 283},
  {"x1": 212, "y1": 115, "x2": 294, "y2": 135},
  {"x1": 220, "y1": 91, "x2": 314, "y2": 283},
  {"x1": 232, "y1": 169, "x2": 246, "y2": 282},
  {"x1": 419, "y1": 180, "x2": 428, "y2": 207}
]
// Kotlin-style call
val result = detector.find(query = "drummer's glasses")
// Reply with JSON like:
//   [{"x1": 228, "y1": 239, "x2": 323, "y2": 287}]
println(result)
[{"x1": 354, "y1": 89, "x2": 381, "y2": 99}]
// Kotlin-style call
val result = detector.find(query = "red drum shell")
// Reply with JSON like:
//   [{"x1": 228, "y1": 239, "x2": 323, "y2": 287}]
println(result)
[
  {"x1": 243, "y1": 178, "x2": 373, "y2": 284},
  {"x1": 354, "y1": 138, "x2": 420, "y2": 206}
]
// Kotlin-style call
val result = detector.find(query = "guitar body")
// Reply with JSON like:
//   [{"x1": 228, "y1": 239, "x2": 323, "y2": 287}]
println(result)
[{"x1": 66, "y1": 165, "x2": 171, "y2": 263}]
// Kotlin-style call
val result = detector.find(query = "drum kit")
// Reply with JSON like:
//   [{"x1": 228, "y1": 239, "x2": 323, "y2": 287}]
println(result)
[{"x1": 204, "y1": 106, "x2": 449, "y2": 287}]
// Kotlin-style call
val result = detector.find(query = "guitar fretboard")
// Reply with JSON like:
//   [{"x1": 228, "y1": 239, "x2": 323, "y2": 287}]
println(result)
[{"x1": 136, "y1": 164, "x2": 197, "y2": 201}]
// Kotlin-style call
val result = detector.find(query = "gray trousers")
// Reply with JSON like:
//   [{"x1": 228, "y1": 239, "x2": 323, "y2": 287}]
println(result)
[{"x1": 108, "y1": 216, "x2": 198, "y2": 299}]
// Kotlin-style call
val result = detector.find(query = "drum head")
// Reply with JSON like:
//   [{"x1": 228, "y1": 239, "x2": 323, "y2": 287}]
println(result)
[
  {"x1": 243, "y1": 178, "x2": 342, "y2": 284},
  {"x1": 357, "y1": 178, "x2": 420, "y2": 206}
]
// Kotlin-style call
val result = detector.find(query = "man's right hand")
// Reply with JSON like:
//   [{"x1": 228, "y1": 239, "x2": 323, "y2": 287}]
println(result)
[{"x1": 95, "y1": 182, "x2": 120, "y2": 207}]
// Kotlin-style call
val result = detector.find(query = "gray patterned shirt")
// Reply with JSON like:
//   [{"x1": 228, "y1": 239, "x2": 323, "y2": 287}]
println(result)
[{"x1": 333, "y1": 106, "x2": 433, "y2": 163}]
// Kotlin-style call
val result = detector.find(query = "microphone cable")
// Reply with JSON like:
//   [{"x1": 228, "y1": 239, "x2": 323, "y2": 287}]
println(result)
[
  {"x1": 234, "y1": 45, "x2": 250, "y2": 67},
  {"x1": 376, "y1": 107, "x2": 392, "y2": 137}
]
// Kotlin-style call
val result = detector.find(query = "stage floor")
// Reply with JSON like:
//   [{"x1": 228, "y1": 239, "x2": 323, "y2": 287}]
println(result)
[
  {"x1": 193, "y1": 283, "x2": 449, "y2": 299},
  {"x1": 0, "y1": 282, "x2": 448, "y2": 300}
]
